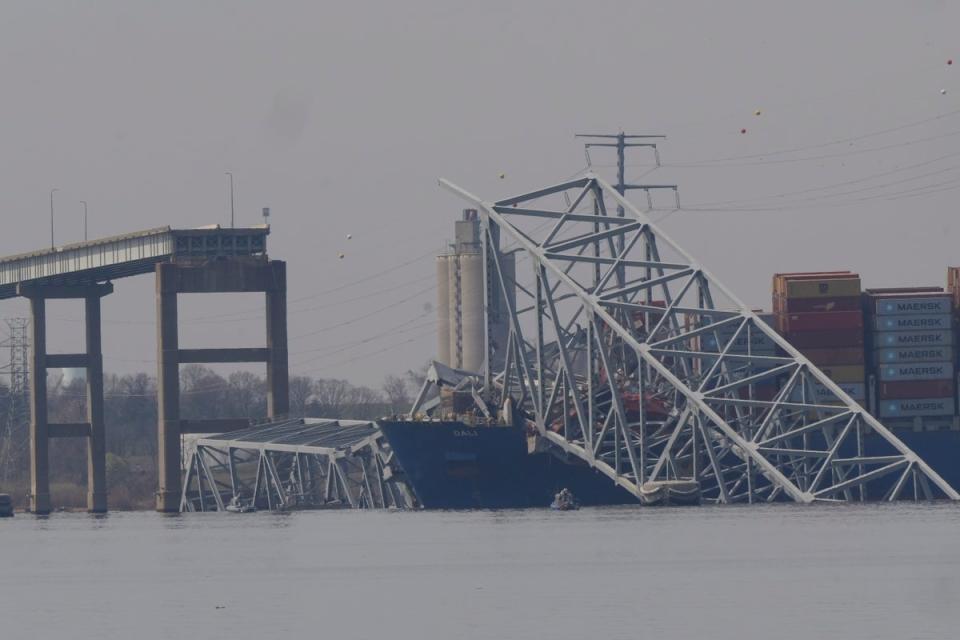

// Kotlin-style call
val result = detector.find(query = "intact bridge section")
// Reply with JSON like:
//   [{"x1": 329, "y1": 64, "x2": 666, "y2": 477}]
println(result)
[{"x1": 0, "y1": 226, "x2": 288, "y2": 514}]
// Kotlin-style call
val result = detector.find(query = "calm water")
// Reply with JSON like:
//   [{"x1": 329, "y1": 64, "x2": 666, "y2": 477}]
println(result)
[{"x1": 2, "y1": 503, "x2": 959, "y2": 639}]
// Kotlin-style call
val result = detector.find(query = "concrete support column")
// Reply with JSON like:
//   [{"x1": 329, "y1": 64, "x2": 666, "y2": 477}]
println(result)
[
  {"x1": 156, "y1": 264, "x2": 181, "y2": 512},
  {"x1": 85, "y1": 296, "x2": 107, "y2": 513},
  {"x1": 266, "y1": 261, "x2": 289, "y2": 418},
  {"x1": 28, "y1": 297, "x2": 50, "y2": 515}
]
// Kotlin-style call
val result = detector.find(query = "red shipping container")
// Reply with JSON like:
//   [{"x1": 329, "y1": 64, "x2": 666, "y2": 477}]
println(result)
[
  {"x1": 801, "y1": 347, "x2": 865, "y2": 366},
  {"x1": 773, "y1": 294, "x2": 861, "y2": 314},
  {"x1": 783, "y1": 328, "x2": 864, "y2": 349},
  {"x1": 777, "y1": 310, "x2": 863, "y2": 333},
  {"x1": 878, "y1": 379, "x2": 955, "y2": 400}
]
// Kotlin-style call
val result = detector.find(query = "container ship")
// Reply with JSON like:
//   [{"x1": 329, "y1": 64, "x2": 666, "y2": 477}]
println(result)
[
  {"x1": 772, "y1": 271, "x2": 960, "y2": 492},
  {"x1": 378, "y1": 418, "x2": 635, "y2": 509},
  {"x1": 380, "y1": 210, "x2": 960, "y2": 508}
]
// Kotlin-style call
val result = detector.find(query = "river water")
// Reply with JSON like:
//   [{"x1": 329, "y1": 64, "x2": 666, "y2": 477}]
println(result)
[{"x1": 1, "y1": 503, "x2": 958, "y2": 639}]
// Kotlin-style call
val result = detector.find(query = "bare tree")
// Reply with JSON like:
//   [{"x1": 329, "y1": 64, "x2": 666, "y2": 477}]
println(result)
[
  {"x1": 288, "y1": 375, "x2": 314, "y2": 417},
  {"x1": 382, "y1": 375, "x2": 410, "y2": 413},
  {"x1": 313, "y1": 378, "x2": 353, "y2": 417}
]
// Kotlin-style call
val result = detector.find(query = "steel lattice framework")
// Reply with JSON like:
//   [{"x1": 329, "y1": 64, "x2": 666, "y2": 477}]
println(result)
[
  {"x1": 441, "y1": 174, "x2": 959, "y2": 504},
  {"x1": 180, "y1": 418, "x2": 417, "y2": 512}
]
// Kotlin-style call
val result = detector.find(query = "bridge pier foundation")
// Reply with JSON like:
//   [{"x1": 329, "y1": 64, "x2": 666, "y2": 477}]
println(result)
[
  {"x1": 18, "y1": 282, "x2": 112, "y2": 514},
  {"x1": 155, "y1": 258, "x2": 288, "y2": 513}
]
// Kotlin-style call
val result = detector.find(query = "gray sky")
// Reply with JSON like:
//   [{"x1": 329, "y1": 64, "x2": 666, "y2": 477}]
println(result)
[{"x1": 1, "y1": 1, "x2": 958, "y2": 386}]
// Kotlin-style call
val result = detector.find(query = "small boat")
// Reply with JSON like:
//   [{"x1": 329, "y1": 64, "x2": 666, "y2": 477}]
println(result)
[
  {"x1": 0, "y1": 494, "x2": 13, "y2": 518},
  {"x1": 550, "y1": 488, "x2": 580, "y2": 511},
  {"x1": 224, "y1": 495, "x2": 256, "y2": 513}
]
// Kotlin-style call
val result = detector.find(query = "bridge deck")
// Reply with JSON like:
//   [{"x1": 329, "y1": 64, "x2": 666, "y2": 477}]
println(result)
[{"x1": 0, "y1": 225, "x2": 269, "y2": 300}]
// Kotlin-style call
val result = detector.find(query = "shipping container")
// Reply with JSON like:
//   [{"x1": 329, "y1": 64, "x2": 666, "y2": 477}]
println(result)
[
  {"x1": 784, "y1": 328, "x2": 865, "y2": 349},
  {"x1": 778, "y1": 310, "x2": 863, "y2": 333},
  {"x1": 873, "y1": 314, "x2": 952, "y2": 332},
  {"x1": 878, "y1": 379, "x2": 955, "y2": 400},
  {"x1": 772, "y1": 271, "x2": 853, "y2": 296},
  {"x1": 878, "y1": 397, "x2": 956, "y2": 419},
  {"x1": 781, "y1": 277, "x2": 861, "y2": 300},
  {"x1": 877, "y1": 361, "x2": 954, "y2": 382},
  {"x1": 788, "y1": 381, "x2": 866, "y2": 403},
  {"x1": 870, "y1": 295, "x2": 952, "y2": 316},
  {"x1": 874, "y1": 330, "x2": 953, "y2": 348},
  {"x1": 802, "y1": 347, "x2": 865, "y2": 366},
  {"x1": 816, "y1": 364, "x2": 866, "y2": 383},
  {"x1": 701, "y1": 332, "x2": 777, "y2": 353},
  {"x1": 864, "y1": 287, "x2": 944, "y2": 295},
  {"x1": 948, "y1": 267, "x2": 960, "y2": 307},
  {"x1": 773, "y1": 294, "x2": 861, "y2": 314},
  {"x1": 874, "y1": 346, "x2": 953, "y2": 364}
]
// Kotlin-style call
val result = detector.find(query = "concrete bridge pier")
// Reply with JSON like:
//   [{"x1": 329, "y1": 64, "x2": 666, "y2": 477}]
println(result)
[
  {"x1": 18, "y1": 282, "x2": 112, "y2": 515},
  {"x1": 155, "y1": 258, "x2": 289, "y2": 513}
]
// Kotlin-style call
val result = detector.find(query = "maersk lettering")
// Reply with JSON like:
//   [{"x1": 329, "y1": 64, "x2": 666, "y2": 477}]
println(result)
[
  {"x1": 879, "y1": 332, "x2": 949, "y2": 346},
  {"x1": 878, "y1": 315, "x2": 950, "y2": 330},
  {"x1": 901, "y1": 400, "x2": 947, "y2": 412},
  {"x1": 877, "y1": 297, "x2": 951, "y2": 315},
  {"x1": 888, "y1": 365, "x2": 946, "y2": 377},
  {"x1": 895, "y1": 302, "x2": 944, "y2": 312}
]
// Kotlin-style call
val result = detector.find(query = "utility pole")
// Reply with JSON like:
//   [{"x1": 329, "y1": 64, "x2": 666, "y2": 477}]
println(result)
[
  {"x1": 574, "y1": 132, "x2": 680, "y2": 317},
  {"x1": 225, "y1": 172, "x2": 235, "y2": 228},
  {"x1": 574, "y1": 132, "x2": 677, "y2": 215}
]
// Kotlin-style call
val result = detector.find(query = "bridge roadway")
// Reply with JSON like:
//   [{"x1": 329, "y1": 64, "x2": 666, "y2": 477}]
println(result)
[
  {"x1": 0, "y1": 225, "x2": 268, "y2": 299},
  {"x1": 1, "y1": 225, "x2": 289, "y2": 514}
]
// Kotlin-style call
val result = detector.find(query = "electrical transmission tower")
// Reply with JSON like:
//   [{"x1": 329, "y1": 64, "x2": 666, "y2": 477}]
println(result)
[{"x1": 0, "y1": 318, "x2": 30, "y2": 483}]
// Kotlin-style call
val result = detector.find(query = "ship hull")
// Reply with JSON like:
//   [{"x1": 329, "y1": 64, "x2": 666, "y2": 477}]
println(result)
[{"x1": 379, "y1": 420, "x2": 635, "y2": 509}]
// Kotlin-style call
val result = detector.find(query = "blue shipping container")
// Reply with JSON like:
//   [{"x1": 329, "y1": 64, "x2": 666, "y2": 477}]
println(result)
[
  {"x1": 873, "y1": 314, "x2": 952, "y2": 332},
  {"x1": 878, "y1": 397, "x2": 955, "y2": 418},
  {"x1": 876, "y1": 331, "x2": 953, "y2": 348},
  {"x1": 878, "y1": 361, "x2": 954, "y2": 382},
  {"x1": 873, "y1": 296, "x2": 952, "y2": 316},
  {"x1": 875, "y1": 346, "x2": 953, "y2": 363},
  {"x1": 789, "y1": 382, "x2": 866, "y2": 403}
]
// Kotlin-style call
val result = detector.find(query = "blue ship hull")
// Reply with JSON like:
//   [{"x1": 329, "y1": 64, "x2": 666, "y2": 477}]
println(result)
[
  {"x1": 379, "y1": 421, "x2": 960, "y2": 507},
  {"x1": 867, "y1": 429, "x2": 960, "y2": 495},
  {"x1": 379, "y1": 420, "x2": 635, "y2": 509}
]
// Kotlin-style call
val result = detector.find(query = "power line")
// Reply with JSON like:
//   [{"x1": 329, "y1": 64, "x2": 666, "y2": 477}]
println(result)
[
  {"x1": 686, "y1": 149, "x2": 960, "y2": 208},
  {"x1": 669, "y1": 107, "x2": 960, "y2": 167}
]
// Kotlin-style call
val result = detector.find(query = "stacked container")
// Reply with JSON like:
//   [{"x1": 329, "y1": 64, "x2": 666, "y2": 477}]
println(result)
[
  {"x1": 864, "y1": 287, "x2": 956, "y2": 421},
  {"x1": 699, "y1": 311, "x2": 779, "y2": 400},
  {"x1": 773, "y1": 271, "x2": 866, "y2": 404}
]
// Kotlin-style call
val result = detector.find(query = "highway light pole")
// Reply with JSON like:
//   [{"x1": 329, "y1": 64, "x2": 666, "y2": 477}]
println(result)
[
  {"x1": 225, "y1": 172, "x2": 235, "y2": 228},
  {"x1": 81, "y1": 200, "x2": 88, "y2": 241},
  {"x1": 49, "y1": 188, "x2": 59, "y2": 249}
]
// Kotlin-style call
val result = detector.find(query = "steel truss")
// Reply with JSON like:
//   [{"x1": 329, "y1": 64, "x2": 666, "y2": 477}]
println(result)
[
  {"x1": 440, "y1": 173, "x2": 959, "y2": 504},
  {"x1": 180, "y1": 418, "x2": 418, "y2": 512}
]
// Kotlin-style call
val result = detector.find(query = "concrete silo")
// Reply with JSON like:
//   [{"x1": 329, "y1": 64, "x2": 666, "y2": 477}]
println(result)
[{"x1": 435, "y1": 209, "x2": 515, "y2": 374}]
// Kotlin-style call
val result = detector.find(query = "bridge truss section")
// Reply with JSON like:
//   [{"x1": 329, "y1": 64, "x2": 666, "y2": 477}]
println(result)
[
  {"x1": 441, "y1": 174, "x2": 959, "y2": 504},
  {"x1": 180, "y1": 418, "x2": 418, "y2": 512}
]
